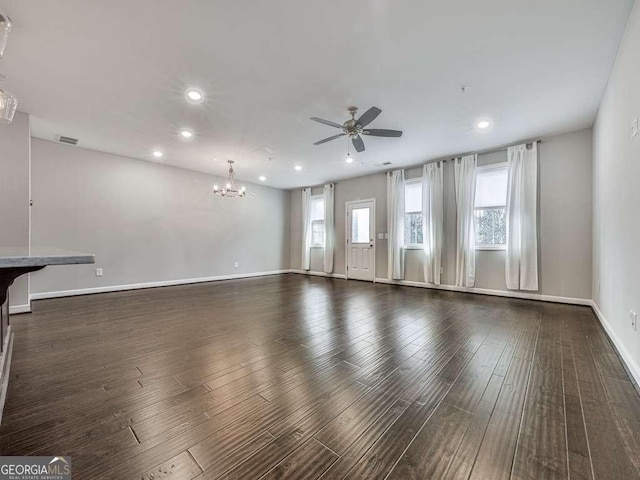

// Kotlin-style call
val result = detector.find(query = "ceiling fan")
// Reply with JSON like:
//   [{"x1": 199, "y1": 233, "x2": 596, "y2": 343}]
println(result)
[{"x1": 311, "y1": 106, "x2": 403, "y2": 153}]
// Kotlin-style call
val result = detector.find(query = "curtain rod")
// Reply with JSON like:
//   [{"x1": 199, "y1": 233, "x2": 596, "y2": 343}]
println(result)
[
  {"x1": 383, "y1": 138, "x2": 543, "y2": 175},
  {"x1": 443, "y1": 139, "x2": 543, "y2": 162}
]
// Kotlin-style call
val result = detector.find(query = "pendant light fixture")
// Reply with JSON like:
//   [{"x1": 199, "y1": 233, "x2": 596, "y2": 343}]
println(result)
[
  {"x1": 213, "y1": 160, "x2": 246, "y2": 198},
  {"x1": 0, "y1": 88, "x2": 17, "y2": 123},
  {"x1": 0, "y1": 10, "x2": 11, "y2": 59},
  {"x1": 0, "y1": 10, "x2": 17, "y2": 124}
]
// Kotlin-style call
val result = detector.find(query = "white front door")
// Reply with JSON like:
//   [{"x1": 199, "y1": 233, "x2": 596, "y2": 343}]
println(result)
[{"x1": 346, "y1": 200, "x2": 375, "y2": 281}]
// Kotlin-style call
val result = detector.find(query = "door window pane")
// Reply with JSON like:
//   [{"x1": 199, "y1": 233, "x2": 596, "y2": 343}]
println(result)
[{"x1": 351, "y1": 207, "x2": 370, "y2": 244}]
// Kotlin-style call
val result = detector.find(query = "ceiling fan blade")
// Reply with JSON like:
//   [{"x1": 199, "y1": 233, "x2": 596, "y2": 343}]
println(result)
[
  {"x1": 352, "y1": 135, "x2": 365, "y2": 153},
  {"x1": 356, "y1": 107, "x2": 382, "y2": 127},
  {"x1": 310, "y1": 117, "x2": 343, "y2": 129},
  {"x1": 363, "y1": 129, "x2": 403, "y2": 138},
  {"x1": 313, "y1": 133, "x2": 345, "y2": 145}
]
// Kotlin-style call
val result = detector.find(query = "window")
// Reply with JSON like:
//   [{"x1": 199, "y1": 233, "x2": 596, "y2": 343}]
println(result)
[
  {"x1": 350, "y1": 207, "x2": 370, "y2": 243},
  {"x1": 310, "y1": 196, "x2": 325, "y2": 247},
  {"x1": 404, "y1": 180, "x2": 423, "y2": 247},
  {"x1": 474, "y1": 164, "x2": 508, "y2": 249}
]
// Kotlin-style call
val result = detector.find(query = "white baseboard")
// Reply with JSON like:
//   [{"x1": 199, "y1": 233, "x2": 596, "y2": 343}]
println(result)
[
  {"x1": 30, "y1": 270, "x2": 291, "y2": 301},
  {"x1": 591, "y1": 301, "x2": 640, "y2": 385},
  {"x1": 9, "y1": 303, "x2": 31, "y2": 314},
  {"x1": 374, "y1": 277, "x2": 592, "y2": 306},
  {"x1": 288, "y1": 269, "x2": 347, "y2": 279}
]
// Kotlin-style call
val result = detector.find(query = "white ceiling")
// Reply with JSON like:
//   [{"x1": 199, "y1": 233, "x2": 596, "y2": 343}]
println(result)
[{"x1": 0, "y1": 0, "x2": 634, "y2": 189}]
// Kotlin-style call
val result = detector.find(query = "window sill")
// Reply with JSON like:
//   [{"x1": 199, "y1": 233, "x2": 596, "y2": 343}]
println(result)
[
  {"x1": 404, "y1": 245, "x2": 423, "y2": 250},
  {"x1": 476, "y1": 245, "x2": 507, "y2": 251},
  {"x1": 310, "y1": 246, "x2": 325, "y2": 249}
]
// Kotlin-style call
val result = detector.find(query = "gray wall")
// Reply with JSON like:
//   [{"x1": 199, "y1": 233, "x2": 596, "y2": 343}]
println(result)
[
  {"x1": 290, "y1": 128, "x2": 593, "y2": 299},
  {"x1": 0, "y1": 112, "x2": 30, "y2": 308},
  {"x1": 593, "y1": 2, "x2": 640, "y2": 371},
  {"x1": 30, "y1": 139, "x2": 290, "y2": 295}
]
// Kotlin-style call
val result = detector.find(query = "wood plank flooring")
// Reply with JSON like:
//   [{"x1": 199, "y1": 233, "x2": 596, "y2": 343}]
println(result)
[{"x1": 0, "y1": 274, "x2": 639, "y2": 479}]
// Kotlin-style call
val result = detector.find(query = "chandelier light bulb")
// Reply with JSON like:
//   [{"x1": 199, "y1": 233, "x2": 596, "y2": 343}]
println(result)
[{"x1": 213, "y1": 185, "x2": 219, "y2": 191}]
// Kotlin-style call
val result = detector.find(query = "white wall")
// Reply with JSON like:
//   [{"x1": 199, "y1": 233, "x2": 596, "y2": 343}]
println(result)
[
  {"x1": 593, "y1": 1, "x2": 640, "y2": 377},
  {"x1": 290, "y1": 128, "x2": 593, "y2": 300},
  {"x1": 30, "y1": 139, "x2": 290, "y2": 295},
  {"x1": 0, "y1": 112, "x2": 30, "y2": 308}
]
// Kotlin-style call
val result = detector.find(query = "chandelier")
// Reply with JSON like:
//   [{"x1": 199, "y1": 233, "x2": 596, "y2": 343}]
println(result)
[
  {"x1": 0, "y1": 10, "x2": 11, "y2": 59},
  {"x1": 213, "y1": 160, "x2": 246, "y2": 198},
  {"x1": 0, "y1": 87, "x2": 17, "y2": 124},
  {"x1": 0, "y1": 10, "x2": 17, "y2": 124}
]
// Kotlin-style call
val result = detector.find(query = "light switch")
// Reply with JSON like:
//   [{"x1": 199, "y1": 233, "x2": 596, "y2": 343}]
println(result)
[
  {"x1": 377, "y1": 233, "x2": 384, "y2": 240},
  {"x1": 384, "y1": 233, "x2": 389, "y2": 239},
  {"x1": 632, "y1": 117, "x2": 638, "y2": 139}
]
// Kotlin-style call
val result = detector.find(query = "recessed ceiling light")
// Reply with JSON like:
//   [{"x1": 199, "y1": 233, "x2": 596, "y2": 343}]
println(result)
[
  {"x1": 186, "y1": 88, "x2": 204, "y2": 103},
  {"x1": 477, "y1": 120, "x2": 491, "y2": 129},
  {"x1": 152, "y1": 150, "x2": 163, "y2": 158},
  {"x1": 259, "y1": 175, "x2": 266, "y2": 182},
  {"x1": 180, "y1": 129, "x2": 193, "y2": 139},
  {"x1": 345, "y1": 154, "x2": 353, "y2": 164},
  {"x1": 294, "y1": 165, "x2": 302, "y2": 171}
]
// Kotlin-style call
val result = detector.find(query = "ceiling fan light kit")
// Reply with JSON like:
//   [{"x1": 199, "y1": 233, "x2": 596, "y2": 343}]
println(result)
[{"x1": 311, "y1": 106, "x2": 403, "y2": 153}]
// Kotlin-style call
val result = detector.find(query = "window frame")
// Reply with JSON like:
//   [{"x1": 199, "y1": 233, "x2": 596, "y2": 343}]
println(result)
[
  {"x1": 474, "y1": 163, "x2": 508, "y2": 251},
  {"x1": 309, "y1": 195, "x2": 325, "y2": 248},
  {"x1": 403, "y1": 177, "x2": 424, "y2": 249}
]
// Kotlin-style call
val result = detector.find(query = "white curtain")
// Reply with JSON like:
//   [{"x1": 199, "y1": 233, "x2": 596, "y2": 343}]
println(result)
[
  {"x1": 454, "y1": 155, "x2": 477, "y2": 287},
  {"x1": 387, "y1": 170, "x2": 405, "y2": 280},
  {"x1": 506, "y1": 143, "x2": 538, "y2": 290},
  {"x1": 301, "y1": 187, "x2": 312, "y2": 271},
  {"x1": 422, "y1": 162, "x2": 444, "y2": 285},
  {"x1": 323, "y1": 183, "x2": 335, "y2": 273}
]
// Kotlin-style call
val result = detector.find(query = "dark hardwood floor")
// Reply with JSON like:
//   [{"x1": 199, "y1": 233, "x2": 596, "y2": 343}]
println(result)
[{"x1": 1, "y1": 274, "x2": 639, "y2": 479}]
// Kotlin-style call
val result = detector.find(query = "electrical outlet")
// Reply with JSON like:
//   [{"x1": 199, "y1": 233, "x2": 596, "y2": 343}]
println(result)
[
  {"x1": 632, "y1": 117, "x2": 638, "y2": 138},
  {"x1": 597, "y1": 280, "x2": 600, "y2": 293},
  {"x1": 631, "y1": 311, "x2": 638, "y2": 331},
  {"x1": 234, "y1": 262, "x2": 239, "y2": 268},
  {"x1": 95, "y1": 268, "x2": 103, "y2": 277},
  {"x1": 440, "y1": 267, "x2": 444, "y2": 274}
]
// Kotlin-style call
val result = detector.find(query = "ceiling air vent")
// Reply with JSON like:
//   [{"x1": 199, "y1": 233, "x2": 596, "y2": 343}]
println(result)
[
  {"x1": 382, "y1": 162, "x2": 392, "y2": 165},
  {"x1": 58, "y1": 135, "x2": 78, "y2": 145}
]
